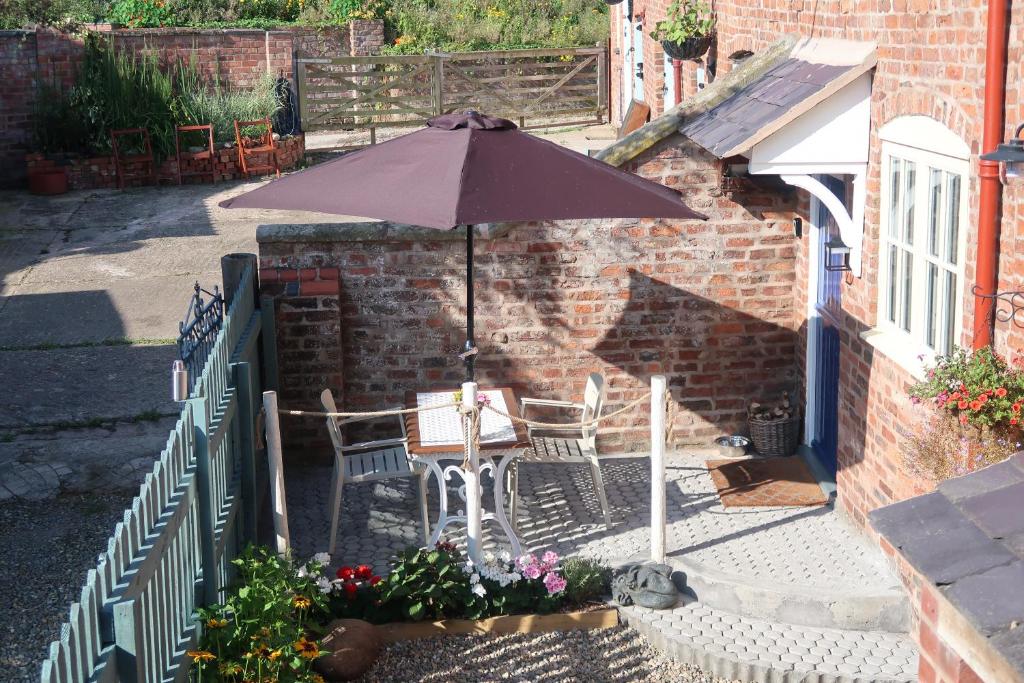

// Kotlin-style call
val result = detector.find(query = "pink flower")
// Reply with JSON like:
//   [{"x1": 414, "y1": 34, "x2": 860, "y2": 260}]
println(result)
[
  {"x1": 541, "y1": 551, "x2": 559, "y2": 566},
  {"x1": 516, "y1": 554, "x2": 536, "y2": 570},
  {"x1": 543, "y1": 572, "x2": 567, "y2": 595},
  {"x1": 523, "y1": 564, "x2": 542, "y2": 580}
]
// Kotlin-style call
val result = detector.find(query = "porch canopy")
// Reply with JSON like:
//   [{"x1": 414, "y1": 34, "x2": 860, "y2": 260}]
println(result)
[{"x1": 680, "y1": 37, "x2": 877, "y2": 275}]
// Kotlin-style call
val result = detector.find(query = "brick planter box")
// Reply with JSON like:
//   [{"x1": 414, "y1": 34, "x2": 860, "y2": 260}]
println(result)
[{"x1": 25, "y1": 133, "x2": 304, "y2": 190}]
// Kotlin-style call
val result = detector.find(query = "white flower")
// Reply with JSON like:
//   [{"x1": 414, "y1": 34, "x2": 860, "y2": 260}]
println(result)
[
  {"x1": 469, "y1": 572, "x2": 480, "y2": 584},
  {"x1": 316, "y1": 576, "x2": 332, "y2": 594},
  {"x1": 312, "y1": 552, "x2": 331, "y2": 566},
  {"x1": 498, "y1": 550, "x2": 512, "y2": 563},
  {"x1": 471, "y1": 582, "x2": 487, "y2": 597},
  {"x1": 296, "y1": 565, "x2": 309, "y2": 578}
]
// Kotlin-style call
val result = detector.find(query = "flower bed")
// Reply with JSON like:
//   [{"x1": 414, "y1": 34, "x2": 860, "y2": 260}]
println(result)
[{"x1": 25, "y1": 134, "x2": 304, "y2": 190}]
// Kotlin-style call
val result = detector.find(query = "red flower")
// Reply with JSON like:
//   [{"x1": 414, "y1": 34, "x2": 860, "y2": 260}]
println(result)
[
  {"x1": 958, "y1": 400, "x2": 969, "y2": 410},
  {"x1": 336, "y1": 566, "x2": 354, "y2": 581},
  {"x1": 369, "y1": 575, "x2": 382, "y2": 586},
  {"x1": 996, "y1": 387, "x2": 1008, "y2": 398},
  {"x1": 356, "y1": 564, "x2": 373, "y2": 581},
  {"x1": 970, "y1": 400, "x2": 983, "y2": 411},
  {"x1": 960, "y1": 414, "x2": 969, "y2": 425},
  {"x1": 1013, "y1": 403, "x2": 1021, "y2": 413},
  {"x1": 979, "y1": 394, "x2": 989, "y2": 405},
  {"x1": 950, "y1": 392, "x2": 961, "y2": 401},
  {"x1": 1012, "y1": 418, "x2": 1019, "y2": 426}
]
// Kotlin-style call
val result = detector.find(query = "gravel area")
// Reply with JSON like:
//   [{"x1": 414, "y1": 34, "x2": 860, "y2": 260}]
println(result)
[
  {"x1": 0, "y1": 492, "x2": 134, "y2": 682},
  {"x1": 356, "y1": 625, "x2": 741, "y2": 683}
]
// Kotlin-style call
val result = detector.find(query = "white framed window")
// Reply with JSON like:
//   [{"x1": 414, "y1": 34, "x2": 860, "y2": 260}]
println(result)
[{"x1": 869, "y1": 118, "x2": 970, "y2": 375}]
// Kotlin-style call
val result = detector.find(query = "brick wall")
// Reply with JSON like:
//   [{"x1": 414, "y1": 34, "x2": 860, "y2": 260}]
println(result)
[
  {"x1": 0, "y1": 22, "x2": 381, "y2": 187},
  {"x1": 608, "y1": 3, "x2": 1024, "y2": 680},
  {"x1": 257, "y1": 136, "x2": 800, "y2": 457}
]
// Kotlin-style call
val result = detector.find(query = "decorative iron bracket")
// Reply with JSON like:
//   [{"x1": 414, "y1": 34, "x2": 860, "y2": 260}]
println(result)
[
  {"x1": 177, "y1": 282, "x2": 225, "y2": 393},
  {"x1": 972, "y1": 285, "x2": 1024, "y2": 327}
]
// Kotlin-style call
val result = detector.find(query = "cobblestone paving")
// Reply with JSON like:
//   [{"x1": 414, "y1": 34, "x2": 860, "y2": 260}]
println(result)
[
  {"x1": 286, "y1": 452, "x2": 897, "y2": 593},
  {"x1": 620, "y1": 603, "x2": 918, "y2": 683}
]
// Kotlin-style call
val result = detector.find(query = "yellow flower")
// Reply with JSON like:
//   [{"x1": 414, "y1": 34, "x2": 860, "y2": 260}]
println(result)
[
  {"x1": 292, "y1": 595, "x2": 312, "y2": 610},
  {"x1": 187, "y1": 650, "x2": 216, "y2": 663},
  {"x1": 293, "y1": 637, "x2": 320, "y2": 659},
  {"x1": 312, "y1": 675, "x2": 326, "y2": 683},
  {"x1": 206, "y1": 617, "x2": 228, "y2": 629}
]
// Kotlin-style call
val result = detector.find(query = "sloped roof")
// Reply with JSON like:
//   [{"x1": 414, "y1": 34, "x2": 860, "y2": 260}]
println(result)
[
  {"x1": 595, "y1": 36, "x2": 876, "y2": 167},
  {"x1": 680, "y1": 38, "x2": 876, "y2": 159}
]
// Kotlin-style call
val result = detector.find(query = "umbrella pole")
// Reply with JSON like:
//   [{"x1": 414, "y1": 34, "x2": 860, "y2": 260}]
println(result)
[{"x1": 464, "y1": 224, "x2": 476, "y2": 382}]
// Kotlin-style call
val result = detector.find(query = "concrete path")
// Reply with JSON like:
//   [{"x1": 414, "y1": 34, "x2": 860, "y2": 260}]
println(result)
[{"x1": 0, "y1": 180, "x2": 358, "y2": 499}]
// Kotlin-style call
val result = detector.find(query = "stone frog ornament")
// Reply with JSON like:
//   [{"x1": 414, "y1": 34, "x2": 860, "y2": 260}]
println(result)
[{"x1": 611, "y1": 562, "x2": 681, "y2": 609}]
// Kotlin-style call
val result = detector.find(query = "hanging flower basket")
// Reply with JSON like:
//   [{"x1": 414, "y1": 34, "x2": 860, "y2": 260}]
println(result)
[
  {"x1": 661, "y1": 33, "x2": 714, "y2": 61},
  {"x1": 604, "y1": 0, "x2": 625, "y2": 4}
]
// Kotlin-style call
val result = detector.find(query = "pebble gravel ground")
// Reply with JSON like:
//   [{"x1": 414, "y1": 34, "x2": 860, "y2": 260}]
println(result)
[
  {"x1": 357, "y1": 626, "x2": 740, "y2": 683},
  {"x1": 0, "y1": 492, "x2": 134, "y2": 683}
]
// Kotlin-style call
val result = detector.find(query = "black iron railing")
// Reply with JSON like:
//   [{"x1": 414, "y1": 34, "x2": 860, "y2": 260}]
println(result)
[{"x1": 177, "y1": 281, "x2": 224, "y2": 394}]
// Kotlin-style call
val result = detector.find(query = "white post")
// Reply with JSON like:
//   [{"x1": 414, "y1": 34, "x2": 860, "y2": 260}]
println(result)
[
  {"x1": 462, "y1": 381, "x2": 483, "y2": 564},
  {"x1": 262, "y1": 391, "x2": 291, "y2": 556},
  {"x1": 650, "y1": 375, "x2": 667, "y2": 564}
]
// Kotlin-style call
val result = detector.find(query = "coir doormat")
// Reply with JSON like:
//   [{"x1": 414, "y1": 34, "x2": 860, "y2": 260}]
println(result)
[{"x1": 705, "y1": 457, "x2": 829, "y2": 507}]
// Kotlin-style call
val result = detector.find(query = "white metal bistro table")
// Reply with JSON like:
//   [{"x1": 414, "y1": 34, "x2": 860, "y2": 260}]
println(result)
[{"x1": 404, "y1": 384, "x2": 528, "y2": 560}]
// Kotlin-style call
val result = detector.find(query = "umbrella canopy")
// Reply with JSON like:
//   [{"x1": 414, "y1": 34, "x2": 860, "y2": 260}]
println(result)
[
  {"x1": 219, "y1": 112, "x2": 705, "y2": 227},
  {"x1": 222, "y1": 112, "x2": 705, "y2": 380}
]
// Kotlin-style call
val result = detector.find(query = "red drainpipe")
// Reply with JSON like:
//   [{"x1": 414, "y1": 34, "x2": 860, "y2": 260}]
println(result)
[
  {"x1": 672, "y1": 58, "x2": 683, "y2": 105},
  {"x1": 974, "y1": 0, "x2": 1009, "y2": 349}
]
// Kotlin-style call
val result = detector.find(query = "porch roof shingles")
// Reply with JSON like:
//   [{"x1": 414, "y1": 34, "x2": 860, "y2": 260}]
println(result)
[
  {"x1": 680, "y1": 58, "x2": 854, "y2": 158},
  {"x1": 869, "y1": 453, "x2": 1024, "y2": 676}
]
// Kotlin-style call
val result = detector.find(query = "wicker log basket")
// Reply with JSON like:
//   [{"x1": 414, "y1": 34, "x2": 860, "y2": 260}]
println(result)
[{"x1": 747, "y1": 393, "x2": 801, "y2": 457}]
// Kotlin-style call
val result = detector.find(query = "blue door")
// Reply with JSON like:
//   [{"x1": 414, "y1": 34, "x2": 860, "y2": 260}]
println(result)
[{"x1": 810, "y1": 176, "x2": 845, "y2": 477}]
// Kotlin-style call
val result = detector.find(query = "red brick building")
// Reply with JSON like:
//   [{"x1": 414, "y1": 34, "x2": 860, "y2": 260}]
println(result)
[{"x1": 606, "y1": 2, "x2": 1023, "y2": 682}]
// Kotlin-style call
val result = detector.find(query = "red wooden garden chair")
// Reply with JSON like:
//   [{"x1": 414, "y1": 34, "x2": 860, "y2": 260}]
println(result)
[
  {"x1": 174, "y1": 124, "x2": 216, "y2": 185},
  {"x1": 110, "y1": 128, "x2": 156, "y2": 189},
  {"x1": 233, "y1": 118, "x2": 280, "y2": 179}
]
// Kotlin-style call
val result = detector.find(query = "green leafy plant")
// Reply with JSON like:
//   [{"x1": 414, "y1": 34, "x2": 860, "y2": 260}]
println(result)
[
  {"x1": 374, "y1": 542, "x2": 486, "y2": 622},
  {"x1": 0, "y1": 0, "x2": 106, "y2": 30},
  {"x1": 649, "y1": 0, "x2": 714, "y2": 44},
  {"x1": 327, "y1": 0, "x2": 386, "y2": 22},
  {"x1": 189, "y1": 546, "x2": 330, "y2": 683},
  {"x1": 560, "y1": 556, "x2": 610, "y2": 606},
  {"x1": 108, "y1": 0, "x2": 173, "y2": 27},
  {"x1": 909, "y1": 346, "x2": 1024, "y2": 429}
]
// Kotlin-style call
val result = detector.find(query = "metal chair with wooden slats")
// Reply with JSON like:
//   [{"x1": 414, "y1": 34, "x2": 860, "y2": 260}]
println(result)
[
  {"x1": 320, "y1": 389, "x2": 430, "y2": 554},
  {"x1": 511, "y1": 373, "x2": 611, "y2": 530}
]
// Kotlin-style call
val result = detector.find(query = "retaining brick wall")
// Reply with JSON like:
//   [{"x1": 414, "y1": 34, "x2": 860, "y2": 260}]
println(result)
[
  {"x1": 257, "y1": 136, "x2": 801, "y2": 458},
  {"x1": 0, "y1": 21, "x2": 382, "y2": 188},
  {"x1": 24, "y1": 133, "x2": 304, "y2": 189}
]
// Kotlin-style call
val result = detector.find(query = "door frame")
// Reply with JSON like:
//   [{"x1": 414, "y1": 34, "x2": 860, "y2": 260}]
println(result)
[{"x1": 801, "y1": 186, "x2": 840, "y2": 494}]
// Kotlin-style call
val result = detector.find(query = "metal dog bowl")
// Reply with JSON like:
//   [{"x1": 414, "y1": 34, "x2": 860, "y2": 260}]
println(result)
[{"x1": 714, "y1": 435, "x2": 750, "y2": 458}]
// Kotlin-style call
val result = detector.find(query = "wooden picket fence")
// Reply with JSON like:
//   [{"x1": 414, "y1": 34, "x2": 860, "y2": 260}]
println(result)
[
  {"x1": 39, "y1": 257, "x2": 273, "y2": 683},
  {"x1": 296, "y1": 45, "x2": 608, "y2": 141}
]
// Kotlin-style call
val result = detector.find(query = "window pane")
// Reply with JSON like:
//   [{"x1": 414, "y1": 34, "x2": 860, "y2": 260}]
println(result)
[
  {"x1": 901, "y1": 249, "x2": 914, "y2": 332},
  {"x1": 903, "y1": 161, "x2": 916, "y2": 244},
  {"x1": 943, "y1": 270, "x2": 957, "y2": 355},
  {"x1": 888, "y1": 244, "x2": 899, "y2": 324},
  {"x1": 928, "y1": 168, "x2": 942, "y2": 257},
  {"x1": 945, "y1": 173, "x2": 961, "y2": 265},
  {"x1": 888, "y1": 158, "x2": 901, "y2": 239},
  {"x1": 925, "y1": 263, "x2": 939, "y2": 348}
]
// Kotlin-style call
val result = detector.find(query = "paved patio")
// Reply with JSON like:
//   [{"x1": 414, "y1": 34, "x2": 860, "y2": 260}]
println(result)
[{"x1": 285, "y1": 451, "x2": 920, "y2": 683}]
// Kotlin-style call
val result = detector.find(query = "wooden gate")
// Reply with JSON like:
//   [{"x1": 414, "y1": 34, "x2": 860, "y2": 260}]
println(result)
[{"x1": 297, "y1": 45, "x2": 608, "y2": 141}]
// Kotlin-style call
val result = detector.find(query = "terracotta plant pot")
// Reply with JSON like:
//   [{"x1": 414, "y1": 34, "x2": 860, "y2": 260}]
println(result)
[
  {"x1": 662, "y1": 33, "x2": 715, "y2": 61},
  {"x1": 28, "y1": 168, "x2": 69, "y2": 195}
]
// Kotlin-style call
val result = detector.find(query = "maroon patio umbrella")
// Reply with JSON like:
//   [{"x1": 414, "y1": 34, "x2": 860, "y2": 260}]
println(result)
[{"x1": 221, "y1": 111, "x2": 705, "y2": 379}]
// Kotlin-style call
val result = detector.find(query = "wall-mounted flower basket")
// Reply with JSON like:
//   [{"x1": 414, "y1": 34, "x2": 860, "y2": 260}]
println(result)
[
  {"x1": 661, "y1": 33, "x2": 714, "y2": 61},
  {"x1": 377, "y1": 606, "x2": 619, "y2": 642},
  {"x1": 604, "y1": 0, "x2": 625, "y2": 4}
]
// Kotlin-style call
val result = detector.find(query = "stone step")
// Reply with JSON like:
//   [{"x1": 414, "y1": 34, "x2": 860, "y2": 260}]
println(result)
[
  {"x1": 669, "y1": 553, "x2": 910, "y2": 633},
  {"x1": 619, "y1": 601, "x2": 919, "y2": 683}
]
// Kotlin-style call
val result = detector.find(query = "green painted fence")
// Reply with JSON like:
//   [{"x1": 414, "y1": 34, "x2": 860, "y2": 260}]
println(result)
[{"x1": 39, "y1": 257, "x2": 272, "y2": 683}]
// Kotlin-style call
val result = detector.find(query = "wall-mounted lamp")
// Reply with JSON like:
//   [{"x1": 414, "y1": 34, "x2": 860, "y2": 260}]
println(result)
[
  {"x1": 172, "y1": 360, "x2": 189, "y2": 402},
  {"x1": 980, "y1": 123, "x2": 1024, "y2": 183},
  {"x1": 824, "y1": 236, "x2": 852, "y2": 272}
]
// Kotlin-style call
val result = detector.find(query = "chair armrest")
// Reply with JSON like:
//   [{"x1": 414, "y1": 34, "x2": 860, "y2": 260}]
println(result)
[
  {"x1": 338, "y1": 437, "x2": 407, "y2": 453},
  {"x1": 519, "y1": 397, "x2": 585, "y2": 410}
]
